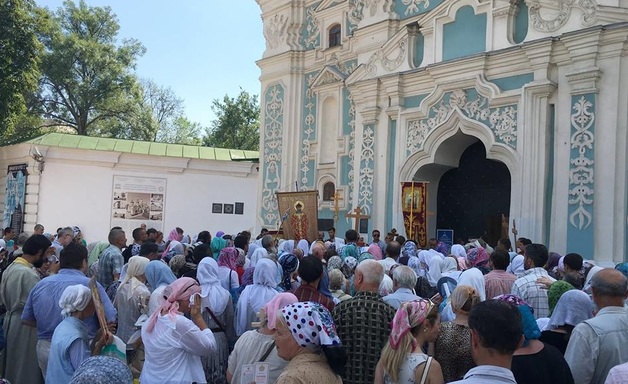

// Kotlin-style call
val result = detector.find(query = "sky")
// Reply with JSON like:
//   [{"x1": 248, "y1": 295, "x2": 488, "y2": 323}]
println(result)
[{"x1": 36, "y1": 0, "x2": 265, "y2": 129}]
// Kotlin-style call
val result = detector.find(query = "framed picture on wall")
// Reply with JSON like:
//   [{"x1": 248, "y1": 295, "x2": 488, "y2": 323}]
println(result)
[
  {"x1": 224, "y1": 203, "x2": 234, "y2": 214},
  {"x1": 212, "y1": 203, "x2": 223, "y2": 214},
  {"x1": 235, "y1": 202, "x2": 244, "y2": 215}
]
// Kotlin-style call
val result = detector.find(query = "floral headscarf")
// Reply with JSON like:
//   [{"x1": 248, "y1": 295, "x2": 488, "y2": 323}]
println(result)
[
  {"x1": 69, "y1": 356, "x2": 133, "y2": 384},
  {"x1": 342, "y1": 256, "x2": 358, "y2": 278},
  {"x1": 279, "y1": 301, "x2": 342, "y2": 350},
  {"x1": 466, "y1": 247, "x2": 489, "y2": 267},
  {"x1": 218, "y1": 247, "x2": 239, "y2": 271},
  {"x1": 357, "y1": 252, "x2": 374, "y2": 264},
  {"x1": 327, "y1": 256, "x2": 343, "y2": 271},
  {"x1": 278, "y1": 254, "x2": 299, "y2": 292},
  {"x1": 402, "y1": 241, "x2": 418, "y2": 258},
  {"x1": 495, "y1": 294, "x2": 540, "y2": 346},
  {"x1": 389, "y1": 299, "x2": 433, "y2": 350}
]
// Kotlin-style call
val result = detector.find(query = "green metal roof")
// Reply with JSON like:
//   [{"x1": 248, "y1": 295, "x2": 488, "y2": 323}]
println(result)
[{"x1": 24, "y1": 133, "x2": 259, "y2": 162}]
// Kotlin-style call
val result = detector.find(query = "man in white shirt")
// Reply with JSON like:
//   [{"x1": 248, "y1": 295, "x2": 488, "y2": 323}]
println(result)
[
  {"x1": 451, "y1": 300, "x2": 522, "y2": 383},
  {"x1": 379, "y1": 241, "x2": 400, "y2": 273},
  {"x1": 327, "y1": 227, "x2": 345, "y2": 250},
  {"x1": 510, "y1": 243, "x2": 555, "y2": 318},
  {"x1": 383, "y1": 266, "x2": 421, "y2": 309},
  {"x1": 565, "y1": 268, "x2": 628, "y2": 384}
]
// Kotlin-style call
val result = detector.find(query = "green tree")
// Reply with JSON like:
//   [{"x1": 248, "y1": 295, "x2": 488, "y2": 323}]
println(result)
[
  {"x1": 159, "y1": 116, "x2": 202, "y2": 145},
  {"x1": 203, "y1": 89, "x2": 260, "y2": 150},
  {"x1": 0, "y1": 0, "x2": 42, "y2": 139},
  {"x1": 36, "y1": 0, "x2": 145, "y2": 136}
]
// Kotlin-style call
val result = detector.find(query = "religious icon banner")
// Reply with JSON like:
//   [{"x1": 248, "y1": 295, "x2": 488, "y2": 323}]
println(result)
[
  {"x1": 401, "y1": 181, "x2": 428, "y2": 248},
  {"x1": 276, "y1": 191, "x2": 319, "y2": 243},
  {"x1": 111, "y1": 175, "x2": 166, "y2": 234},
  {"x1": 3, "y1": 163, "x2": 28, "y2": 233}
]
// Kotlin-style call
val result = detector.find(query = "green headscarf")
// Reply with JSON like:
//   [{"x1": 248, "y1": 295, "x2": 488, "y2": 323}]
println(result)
[
  {"x1": 211, "y1": 236, "x2": 227, "y2": 260},
  {"x1": 88, "y1": 241, "x2": 110, "y2": 266},
  {"x1": 548, "y1": 280, "x2": 575, "y2": 314}
]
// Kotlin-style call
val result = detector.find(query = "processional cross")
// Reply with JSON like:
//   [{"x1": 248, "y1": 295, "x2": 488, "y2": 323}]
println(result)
[
  {"x1": 345, "y1": 206, "x2": 371, "y2": 232},
  {"x1": 332, "y1": 190, "x2": 343, "y2": 226}
]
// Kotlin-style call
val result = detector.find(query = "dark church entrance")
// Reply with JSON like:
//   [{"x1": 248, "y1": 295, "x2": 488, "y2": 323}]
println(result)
[{"x1": 436, "y1": 141, "x2": 511, "y2": 246}]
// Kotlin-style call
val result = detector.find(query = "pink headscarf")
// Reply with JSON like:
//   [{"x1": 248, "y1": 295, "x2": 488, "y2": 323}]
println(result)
[
  {"x1": 263, "y1": 292, "x2": 298, "y2": 330},
  {"x1": 367, "y1": 243, "x2": 384, "y2": 261},
  {"x1": 389, "y1": 299, "x2": 433, "y2": 350},
  {"x1": 145, "y1": 277, "x2": 200, "y2": 332},
  {"x1": 218, "y1": 247, "x2": 239, "y2": 271},
  {"x1": 466, "y1": 247, "x2": 489, "y2": 267},
  {"x1": 167, "y1": 228, "x2": 183, "y2": 242}
]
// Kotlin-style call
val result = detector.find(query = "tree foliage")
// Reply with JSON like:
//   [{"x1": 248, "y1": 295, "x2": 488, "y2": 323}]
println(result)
[
  {"x1": 36, "y1": 0, "x2": 145, "y2": 136},
  {"x1": 203, "y1": 89, "x2": 260, "y2": 151},
  {"x1": 0, "y1": 0, "x2": 42, "y2": 139}
]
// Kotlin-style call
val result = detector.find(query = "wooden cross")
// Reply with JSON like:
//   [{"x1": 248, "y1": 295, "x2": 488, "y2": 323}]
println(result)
[
  {"x1": 345, "y1": 206, "x2": 371, "y2": 232},
  {"x1": 332, "y1": 190, "x2": 343, "y2": 226}
]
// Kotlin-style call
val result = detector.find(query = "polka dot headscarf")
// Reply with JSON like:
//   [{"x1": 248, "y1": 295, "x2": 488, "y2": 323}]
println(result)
[{"x1": 280, "y1": 301, "x2": 342, "y2": 350}]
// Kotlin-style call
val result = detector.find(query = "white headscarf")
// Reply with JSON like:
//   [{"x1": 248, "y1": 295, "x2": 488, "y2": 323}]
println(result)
[
  {"x1": 197, "y1": 258, "x2": 231, "y2": 316},
  {"x1": 583, "y1": 266, "x2": 604, "y2": 294},
  {"x1": 507, "y1": 255, "x2": 526, "y2": 277},
  {"x1": 440, "y1": 257, "x2": 462, "y2": 281},
  {"x1": 279, "y1": 240, "x2": 295, "y2": 255},
  {"x1": 118, "y1": 256, "x2": 149, "y2": 300},
  {"x1": 427, "y1": 256, "x2": 443, "y2": 287},
  {"x1": 458, "y1": 268, "x2": 486, "y2": 301},
  {"x1": 547, "y1": 289, "x2": 594, "y2": 330},
  {"x1": 408, "y1": 256, "x2": 424, "y2": 278},
  {"x1": 59, "y1": 284, "x2": 92, "y2": 317},
  {"x1": 250, "y1": 247, "x2": 268, "y2": 267},
  {"x1": 297, "y1": 239, "x2": 309, "y2": 256},
  {"x1": 451, "y1": 244, "x2": 466, "y2": 259},
  {"x1": 236, "y1": 258, "x2": 279, "y2": 335}
]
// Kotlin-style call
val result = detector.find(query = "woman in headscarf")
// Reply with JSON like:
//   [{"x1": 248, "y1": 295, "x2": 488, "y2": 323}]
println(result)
[
  {"x1": 278, "y1": 240, "x2": 295, "y2": 257},
  {"x1": 547, "y1": 252, "x2": 562, "y2": 278},
  {"x1": 167, "y1": 227, "x2": 183, "y2": 243},
  {"x1": 197, "y1": 258, "x2": 236, "y2": 384},
  {"x1": 227, "y1": 293, "x2": 296, "y2": 384},
  {"x1": 162, "y1": 240, "x2": 185, "y2": 263},
  {"x1": 547, "y1": 280, "x2": 575, "y2": 315},
  {"x1": 507, "y1": 254, "x2": 526, "y2": 277},
  {"x1": 141, "y1": 278, "x2": 217, "y2": 384},
  {"x1": 47, "y1": 285, "x2": 112, "y2": 383},
  {"x1": 426, "y1": 256, "x2": 443, "y2": 287},
  {"x1": 278, "y1": 253, "x2": 299, "y2": 292},
  {"x1": 414, "y1": 250, "x2": 438, "y2": 298},
  {"x1": 69, "y1": 356, "x2": 133, "y2": 384},
  {"x1": 539, "y1": 290, "x2": 593, "y2": 355},
  {"x1": 440, "y1": 256, "x2": 462, "y2": 281},
  {"x1": 434, "y1": 285, "x2": 481, "y2": 382},
  {"x1": 496, "y1": 294, "x2": 574, "y2": 384},
  {"x1": 88, "y1": 241, "x2": 109, "y2": 268},
  {"x1": 327, "y1": 255, "x2": 343, "y2": 272},
  {"x1": 374, "y1": 300, "x2": 444, "y2": 384},
  {"x1": 296, "y1": 239, "x2": 310, "y2": 256},
  {"x1": 236, "y1": 258, "x2": 279, "y2": 335},
  {"x1": 583, "y1": 265, "x2": 603, "y2": 295},
  {"x1": 450, "y1": 244, "x2": 468, "y2": 271},
  {"x1": 250, "y1": 235, "x2": 274, "y2": 267},
  {"x1": 144, "y1": 260, "x2": 177, "y2": 316},
  {"x1": 217, "y1": 247, "x2": 240, "y2": 302},
  {"x1": 402, "y1": 241, "x2": 418, "y2": 259},
  {"x1": 211, "y1": 236, "x2": 227, "y2": 260},
  {"x1": 465, "y1": 247, "x2": 490, "y2": 274},
  {"x1": 458, "y1": 268, "x2": 487, "y2": 301},
  {"x1": 274, "y1": 302, "x2": 347, "y2": 384},
  {"x1": 367, "y1": 243, "x2": 384, "y2": 261},
  {"x1": 114, "y1": 256, "x2": 150, "y2": 343}
]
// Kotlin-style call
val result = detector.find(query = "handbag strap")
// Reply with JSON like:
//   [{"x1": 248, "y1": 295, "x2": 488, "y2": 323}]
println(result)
[
  {"x1": 419, "y1": 356, "x2": 432, "y2": 384},
  {"x1": 205, "y1": 307, "x2": 226, "y2": 333},
  {"x1": 259, "y1": 341, "x2": 276, "y2": 362}
]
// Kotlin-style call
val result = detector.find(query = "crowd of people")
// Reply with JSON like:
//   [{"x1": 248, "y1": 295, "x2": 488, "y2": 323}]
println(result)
[{"x1": 1, "y1": 223, "x2": 628, "y2": 384}]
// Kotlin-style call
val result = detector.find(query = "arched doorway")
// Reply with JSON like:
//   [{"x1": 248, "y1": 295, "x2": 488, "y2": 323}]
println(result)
[{"x1": 436, "y1": 141, "x2": 511, "y2": 245}]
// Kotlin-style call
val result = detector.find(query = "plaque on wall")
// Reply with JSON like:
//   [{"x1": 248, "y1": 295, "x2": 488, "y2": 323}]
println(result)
[
  {"x1": 212, "y1": 203, "x2": 223, "y2": 214},
  {"x1": 224, "y1": 203, "x2": 234, "y2": 214},
  {"x1": 235, "y1": 202, "x2": 244, "y2": 215}
]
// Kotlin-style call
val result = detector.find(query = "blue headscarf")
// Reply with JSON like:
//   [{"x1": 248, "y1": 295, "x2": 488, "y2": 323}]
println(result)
[
  {"x1": 144, "y1": 260, "x2": 176, "y2": 292},
  {"x1": 496, "y1": 294, "x2": 540, "y2": 347},
  {"x1": 211, "y1": 237, "x2": 227, "y2": 260},
  {"x1": 279, "y1": 254, "x2": 299, "y2": 292},
  {"x1": 615, "y1": 263, "x2": 628, "y2": 279}
]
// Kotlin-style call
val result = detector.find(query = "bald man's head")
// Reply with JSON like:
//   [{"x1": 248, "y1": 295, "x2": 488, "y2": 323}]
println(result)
[
  {"x1": 311, "y1": 242, "x2": 325, "y2": 260},
  {"x1": 591, "y1": 268, "x2": 628, "y2": 298}
]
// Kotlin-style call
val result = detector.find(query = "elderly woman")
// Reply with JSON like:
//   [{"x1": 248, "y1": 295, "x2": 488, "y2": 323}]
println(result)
[
  {"x1": 217, "y1": 247, "x2": 241, "y2": 301},
  {"x1": 114, "y1": 256, "x2": 150, "y2": 343},
  {"x1": 236, "y1": 258, "x2": 280, "y2": 335},
  {"x1": 68, "y1": 356, "x2": 133, "y2": 384},
  {"x1": 496, "y1": 294, "x2": 574, "y2": 384},
  {"x1": 539, "y1": 290, "x2": 593, "y2": 354},
  {"x1": 228, "y1": 293, "x2": 296, "y2": 384},
  {"x1": 145, "y1": 260, "x2": 177, "y2": 315},
  {"x1": 466, "y1": 247, "x2": 490, "y2": 274},
  {"x1": 434, "y1": 285, "x2": 481, "y2": 382},
  {"x1": 278, "y1": 253, "x2": 299, "y2": 292},
  {"x1": 274, "y1": 301, "x2": 347, "y2": 384},
  {"x1": 375, "y1": 299, "x2": 444, "y2": 384},
  {"x1": 141, "y1": 277, "x2": 217, "y2": 384},
  {"x1": 46, "y1": 285, "x2": 112, "y2": 383},
  {"x1": 329, "y1": 269, "x2": 352, "y2": 302},
  {"x1": 198, "y1": 258, "x2": 236, "y2": 384}
]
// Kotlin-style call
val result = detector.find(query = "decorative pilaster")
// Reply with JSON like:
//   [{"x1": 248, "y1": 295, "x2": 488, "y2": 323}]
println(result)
[{"x1": 260, "y1": 83, "x2": 285, "y2": 227}]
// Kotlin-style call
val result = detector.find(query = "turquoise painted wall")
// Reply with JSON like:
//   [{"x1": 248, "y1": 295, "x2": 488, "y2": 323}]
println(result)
[
  {"x1": 491, "y1": 73, "x2": 534, "y2": 92},
  {"x1": 386, "y1": 119, "x2": 397, "y2": 231},
  {"x1": 394, "y1": 0, "x2": 444, "y2": 20},
  {"x1": 513, "y1": 1, "x2": 529, "y2": 44},
  {"x1": 443, "y1": 6, "x2": 487, "y2": 61},
  {"x1": 403, "y1": 94, "x2": 428, "y2": 109},
  {"x1": 300, "y1": 70, "x2": 320, "y2": 189},
  {"x1": 413, "y1": 32, "x2": 425, "y2": 68},
  {"x1": 566, "y1": 94, "x2": 595, "y2": 258},
  {"x1": 300, "y1": 2, "x2": 321, "y2": 50}
]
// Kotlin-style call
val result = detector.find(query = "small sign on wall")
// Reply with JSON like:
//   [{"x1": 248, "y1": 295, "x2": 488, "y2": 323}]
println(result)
[
  {"x1": 212, "y1": 202, "x2": 244, "y2": 215},
  {"x1": 224, "y1": 204, "x2": 234, "y2": 214},
  {"x1": 235, "y1": 202, "x2": 244, "y2": 215},
  {"x1": 212, "y1": 203, "x2": 223, "y2": 214}
]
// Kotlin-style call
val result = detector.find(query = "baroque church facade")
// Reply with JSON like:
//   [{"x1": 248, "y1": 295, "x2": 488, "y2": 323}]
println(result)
[{"x1": 255, "y1": 0, "x2": 628, "y2": 264}]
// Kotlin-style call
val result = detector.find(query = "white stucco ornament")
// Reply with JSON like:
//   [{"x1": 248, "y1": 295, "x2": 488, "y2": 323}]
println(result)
[
  {"x1": 568, "y1": 96, "x2": 595, "y2": 230},
  {"x1": 526, "y1": 0, "x2": 598, "y2": 32}
]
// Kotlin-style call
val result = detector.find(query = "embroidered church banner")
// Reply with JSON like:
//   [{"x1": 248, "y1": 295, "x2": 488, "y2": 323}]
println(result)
[
  {"x1": 3, "y1": 164, "x2": 27, "y2": 233},
  {"x1": 401, "y1": 182, "x2": 428, "y2": 248},
  {"x1": 276, "y1": 191, "x2": 319, "y2": 243}
]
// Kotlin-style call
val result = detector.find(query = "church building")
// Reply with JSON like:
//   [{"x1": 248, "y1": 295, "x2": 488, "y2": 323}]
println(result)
[{"x1": 255, "y1": 0, "x2": 628, "y2": 264}]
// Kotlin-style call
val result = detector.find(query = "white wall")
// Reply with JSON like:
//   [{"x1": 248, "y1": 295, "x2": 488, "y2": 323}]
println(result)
[{"x1": 34, "y1": 148, "x2": 258, "y2": 243}]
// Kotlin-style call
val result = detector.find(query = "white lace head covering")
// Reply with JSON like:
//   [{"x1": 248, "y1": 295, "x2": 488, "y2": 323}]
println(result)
[{"x1": 59, "y1": 284, "x2": 92, "y2": 317}]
